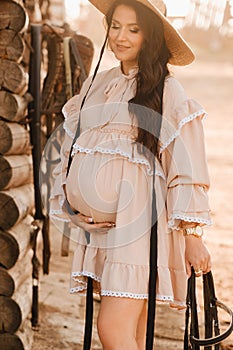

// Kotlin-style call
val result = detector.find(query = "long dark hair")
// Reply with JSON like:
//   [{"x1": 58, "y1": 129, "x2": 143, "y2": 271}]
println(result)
[{"x1": 105, "y1": 0, "x2": 170, "y2": 157}]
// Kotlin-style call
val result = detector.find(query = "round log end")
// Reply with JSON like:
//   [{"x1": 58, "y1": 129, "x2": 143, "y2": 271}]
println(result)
[
  {"x1": 0, "y1": 296, "x2": 22, "y2": 333},
  {"x1": 0, "y1": 267, "x2": 15, "y2": 297},
  {"x1": 0, "y1": 121, "x2": 12, "y2": 155},
  {"x1": 0, "y1": 91, "x2": 17, "y2": 121},
  {"x1": 0, "y1": 59, "x2": 28, "y2": 94},
  {"x1": 0, "y1": 156, "x2": 12, "y2": 190},
  {"x1": 0, "y1": 30, "x2": 24, "y2": 62},
  {"x1": 0, "y1": 333, "x2": 24, "y2": 350},
  {"x1": 0, "y1": 192, "x2": 19, "y2": 230},
  {"x1": 0, "y1": 231, "x2": 19, "y2": 269},
  {"x1": 0, "y1": 0, "x2": 27, "y2": 33}
]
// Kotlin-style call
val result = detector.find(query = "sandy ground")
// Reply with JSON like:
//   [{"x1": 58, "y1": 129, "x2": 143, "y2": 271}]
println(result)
[{"x1": 31, "y1": 56, "x2": 233, "y2": 349}]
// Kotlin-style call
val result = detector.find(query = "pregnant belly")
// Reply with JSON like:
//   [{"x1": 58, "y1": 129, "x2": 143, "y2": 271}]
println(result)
[{"x1": 66, "y1": 152, "x2": 134, "y2": 223}]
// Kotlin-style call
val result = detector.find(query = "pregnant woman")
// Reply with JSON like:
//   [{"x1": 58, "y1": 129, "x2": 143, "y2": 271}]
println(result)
[{"x1": 50, "y1": 1, "x2": 212, "y2": 349}]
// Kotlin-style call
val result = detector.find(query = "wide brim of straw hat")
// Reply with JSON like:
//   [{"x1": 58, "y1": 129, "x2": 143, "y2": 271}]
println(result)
[{"x1": 88, "y1": 0, "x2": 195, "y2": 66}]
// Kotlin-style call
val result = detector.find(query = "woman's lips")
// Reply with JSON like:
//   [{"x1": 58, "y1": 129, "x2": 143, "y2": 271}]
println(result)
[{"x1": 116, "y1": 44, "x2": 130, "y2": 51}]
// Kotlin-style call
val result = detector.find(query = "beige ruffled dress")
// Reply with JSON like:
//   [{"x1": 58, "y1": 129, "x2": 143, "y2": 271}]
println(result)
[{"x1": 50, "y1": 66, "x2": 211, "y2": 307}]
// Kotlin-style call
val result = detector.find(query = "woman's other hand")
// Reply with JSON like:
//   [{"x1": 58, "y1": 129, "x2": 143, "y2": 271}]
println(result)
[{"x1": 185, "y1": 235, "x2": 211, "y2": 277}]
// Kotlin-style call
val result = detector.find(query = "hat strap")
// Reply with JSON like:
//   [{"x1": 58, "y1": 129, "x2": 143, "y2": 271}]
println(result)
[
  {"x1": 146, "y1": 63, "x2": 165, "y2": 349},
  {"x1": 146, "y1": 169, "x2": 158, "y2": 350},
  {"x1": 83, "y1": 277, "x2": 94, "y2": 350},
  {"x1": 66, "y1": 32, "x2": 108, "y2": 178}
]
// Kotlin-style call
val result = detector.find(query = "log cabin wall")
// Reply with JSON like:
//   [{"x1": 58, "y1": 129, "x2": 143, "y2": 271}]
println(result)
[
  {"x1": 0, "y1": 0, "x2": 65, "y2": 349},
  {"x1": 0, "y1": 1, "x2": 35, "y2": 349},
  {"x1": 0, "y1": 1, "x2": 35, "y2": 348}
]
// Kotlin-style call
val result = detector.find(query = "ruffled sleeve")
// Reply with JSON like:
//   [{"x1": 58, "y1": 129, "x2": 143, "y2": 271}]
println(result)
[
  {"x1": 49, "y1": 77, "x2": 92, "y2": 222},
  {"x1": 160, "y1": 77, "x2": 212, "y2": 230}
]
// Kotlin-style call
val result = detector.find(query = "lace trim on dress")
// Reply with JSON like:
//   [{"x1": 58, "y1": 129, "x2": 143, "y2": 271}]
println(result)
[
  {"x1": 72, "y1": 271, "x2": 101, "y2": 283},
  {"x1": 49, "y1": 209, "x2": 70, "y2": 222},
  {"x1": 63, "y1": 121, "x2": 75, "y2": 139},
  {"x1": 70, "y1": 284, "x2": 187, "y2": 305},
  {"x1": 156, "y1": 294, "x2": 174, "y2": 302},
  {"x1": 101, "y1": 292, "x2": 182, "y2": 304},
  {"x1": 70, "y1": 286, "x2": 87, "y2": 294},
  {"x1": 168, "y1": 214, "x2": 212, "y2": 230},
  {"x1": 71, "y1": 143, "x2": 165, "y2": 179},
  {"x1": 101, "y1": 290, "x2": 148, "y2": 299},
  {"x1": 160, "y1": 109, "x2": 207, "y2": 153},
  {"x1": 94, "y1": 126, "x2": 134, "y2": 136},
  {"x1": 70, "y1": 286, "x2": 187, "y2": 306}
]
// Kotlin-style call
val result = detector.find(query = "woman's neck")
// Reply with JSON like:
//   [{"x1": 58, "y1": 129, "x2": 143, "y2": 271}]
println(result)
[{"x1": 121, "y1": 61, "x2": 138, "y2": 75}]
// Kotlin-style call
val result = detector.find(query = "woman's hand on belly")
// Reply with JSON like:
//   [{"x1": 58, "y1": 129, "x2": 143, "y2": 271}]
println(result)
[{"x1": 68, "y1": 212, "x2": 115, "y2": 234}]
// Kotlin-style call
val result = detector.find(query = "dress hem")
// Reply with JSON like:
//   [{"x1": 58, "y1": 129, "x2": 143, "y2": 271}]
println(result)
[
  {"x1": 69, "y1": 286, "x2": 186, "y2": 307},
  {"x1": 70, "y1": 270, "x2": 186, "y2": 307}
]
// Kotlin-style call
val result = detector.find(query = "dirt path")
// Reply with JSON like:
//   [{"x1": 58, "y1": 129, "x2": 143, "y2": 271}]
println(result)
[{"x1": 31, "y1": 58, "x2": 233, "y2": 349}]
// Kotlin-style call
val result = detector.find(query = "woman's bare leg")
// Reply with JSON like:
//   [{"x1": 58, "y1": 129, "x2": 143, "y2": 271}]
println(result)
[
  {"x1": 97, "y1": 296, "x2": 146, "y2": 350},
  {"x1": 136, "y1": 300, "x2": 147, "y2": 350}
]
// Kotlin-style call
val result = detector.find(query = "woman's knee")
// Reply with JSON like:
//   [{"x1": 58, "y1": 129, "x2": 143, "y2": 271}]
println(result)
[
  {"x1": 97, "y1": 311, "x2": 111, "y2": 346},
  {"x1": 97, "y1": 323, "x2": 137, "y2": 350},
  {"x1": 97, "y1": 309, "x2": 128, "y2": 348},
  {"x1": 97, "y1": 296, "x2": 146, "y2": 349}
]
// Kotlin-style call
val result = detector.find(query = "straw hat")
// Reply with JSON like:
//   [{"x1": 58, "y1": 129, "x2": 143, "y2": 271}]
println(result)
[{"x1": 88, "y1": 0, "x2": 195, "y2": 66}]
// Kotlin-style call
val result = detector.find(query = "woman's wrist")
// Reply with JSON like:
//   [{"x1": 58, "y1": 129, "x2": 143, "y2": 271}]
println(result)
[{"x1": 183, "y1": 226, "x2": 204, "y2": 238}]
